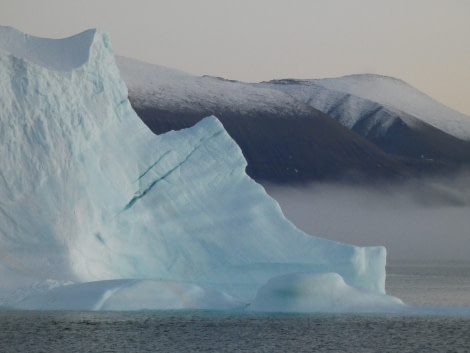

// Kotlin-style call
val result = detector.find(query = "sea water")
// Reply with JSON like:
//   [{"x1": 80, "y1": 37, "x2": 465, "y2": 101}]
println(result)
[
  {"x1": 1, "y1": 261, "x2": 469, "y2": 353},
  {"x1": 386, "y1": 260, "x2": 470, "y2": 307},
  {"x1": 1, "y1": 311, "x2": 470, "y2": 352}
]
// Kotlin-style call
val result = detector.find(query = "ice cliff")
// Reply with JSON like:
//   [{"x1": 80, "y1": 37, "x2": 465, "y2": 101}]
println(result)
[{"x1": 0, "y1": 26, "x2": 402, "y2": 312}]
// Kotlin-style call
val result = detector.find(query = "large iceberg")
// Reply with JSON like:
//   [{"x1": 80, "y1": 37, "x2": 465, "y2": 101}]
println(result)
[{"x1": 0, "y1": 26, "x2": 402, "y2": 312}]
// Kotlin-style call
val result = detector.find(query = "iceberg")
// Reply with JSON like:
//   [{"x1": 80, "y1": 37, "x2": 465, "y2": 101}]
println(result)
[
  {"x1": 249, "y1": 272, "x2": 404, "y2": 313},
  {"x1": 15, "y1": 279, "x2": 246, "y2": 311},
  {"x1": 0, "y1": 26, "x2": 401, "y2": 312}
]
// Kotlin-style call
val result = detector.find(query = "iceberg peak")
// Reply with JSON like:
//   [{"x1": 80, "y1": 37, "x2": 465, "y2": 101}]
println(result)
[{"x1": 0, "y1": 26, "x2": 98, "y2": 71}]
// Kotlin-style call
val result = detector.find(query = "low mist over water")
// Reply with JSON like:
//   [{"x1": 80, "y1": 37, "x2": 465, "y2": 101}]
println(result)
[{"x1": 265, "y1": 172, "x2": 470, "y2": 261}]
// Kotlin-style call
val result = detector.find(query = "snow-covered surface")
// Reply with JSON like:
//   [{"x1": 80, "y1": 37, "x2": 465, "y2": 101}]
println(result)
[
  {"x1": 118, "y1": 55, "x2": 470, "y2": 142},
  {"x1": 116, "y1": 56, "x2": 313, "y2": 117},
  {"x1": 260, "y1": 75, "x2": 470, "y2": 141},
  {"x1": 0, "y1": 26, "x2": 400, "y2": 312},
  {"x1": 259, "y1": 80, "x2": 407, "y2": 137}
]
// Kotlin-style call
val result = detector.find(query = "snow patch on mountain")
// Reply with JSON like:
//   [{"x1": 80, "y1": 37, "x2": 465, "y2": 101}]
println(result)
[
  {"x1": 261, "y1": 75, "x2": 470, "y2": 141},
  {"x1": 116, "y1": 56, "x2": 314, "y2": 117}
]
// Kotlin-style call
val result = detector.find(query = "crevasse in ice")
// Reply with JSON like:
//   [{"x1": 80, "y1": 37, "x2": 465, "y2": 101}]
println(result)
[{"x1": 0, "y1": 26, "x2": 402, "y2": 312}]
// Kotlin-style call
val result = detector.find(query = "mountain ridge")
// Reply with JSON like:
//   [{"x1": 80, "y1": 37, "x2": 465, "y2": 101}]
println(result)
[
  {"x1": 117, "y1": 56, "x2": 470, "y2": 184},
  {"x1": 117, "y1": 57, "x2": 423, "y2": 184}
]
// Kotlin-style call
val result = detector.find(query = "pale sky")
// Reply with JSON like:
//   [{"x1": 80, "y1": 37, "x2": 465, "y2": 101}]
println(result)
[{"x1": 2, "y1": 0, "x2": 469, "y2": 115}]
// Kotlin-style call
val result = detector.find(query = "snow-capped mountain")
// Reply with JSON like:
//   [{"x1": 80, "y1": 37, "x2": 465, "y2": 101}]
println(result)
[
  {"x1": 118, "y1": 58, "x2": 470, "y2": 183},
  {"x1": 117, "y1": 56, "x2": 316, "y2": 120},
  {"x1": 117, "y1": 57, "x2": 416, "y2": 184},
  {"x1": 259, "y1": 75, "x2": 470, "y2": 165},
  {"x1": 309, "y1": 74, "x2": 470, "y2": 141},
  {"x1": 0, "y1": 26, "x2": 402, "y2": 312}
]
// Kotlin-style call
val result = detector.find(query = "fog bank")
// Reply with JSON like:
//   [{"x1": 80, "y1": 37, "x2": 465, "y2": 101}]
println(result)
[{"x1": 265, "y1": 173, "x2": 470, "y2": 261}]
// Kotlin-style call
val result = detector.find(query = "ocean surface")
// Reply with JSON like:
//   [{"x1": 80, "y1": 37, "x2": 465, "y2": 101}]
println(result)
[
  {"x1": 386, "y1": 260, "x2": 470, "y2": 307},
  {"x1": 1, "y1": 261, "x2": 469, "y2": 353}
]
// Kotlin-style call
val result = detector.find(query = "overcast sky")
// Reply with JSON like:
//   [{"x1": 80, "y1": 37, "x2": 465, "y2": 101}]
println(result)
[{"x1": 1, "y1": 0, "x2": 469, "y2": 115}]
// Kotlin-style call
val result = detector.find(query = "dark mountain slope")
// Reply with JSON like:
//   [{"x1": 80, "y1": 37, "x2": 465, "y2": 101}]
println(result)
[{"x1": 135, "y1": 105, "x2": 410, "y2": 183}]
